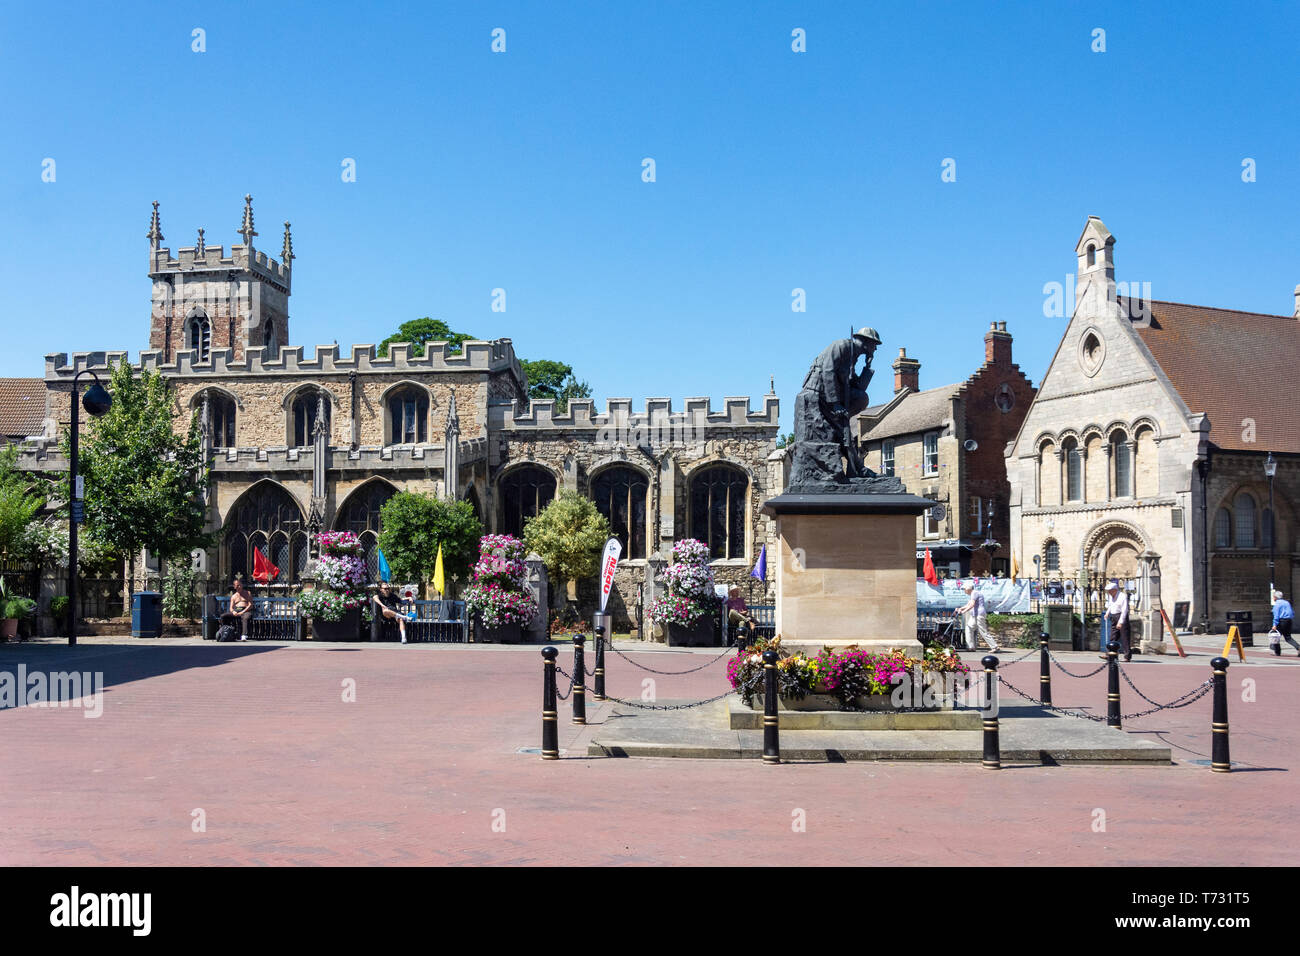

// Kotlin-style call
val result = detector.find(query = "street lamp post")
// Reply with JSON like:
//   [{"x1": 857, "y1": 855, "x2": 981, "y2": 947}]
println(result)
[
  {"x1": 67, "y1": 371, "x2": 112, "y2": 647},
  {"x1": 1264, "y1": 452, "x2": 1277, "y2": 601}
]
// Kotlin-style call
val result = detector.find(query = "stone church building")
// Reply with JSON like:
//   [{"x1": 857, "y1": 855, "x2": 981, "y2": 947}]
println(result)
[
  {"x1": 24, "y1": 198, "x2": 782, "y2": 628},
  {"x1": 1006, "y1": 216, "x2": 1300, "y2": 634}
]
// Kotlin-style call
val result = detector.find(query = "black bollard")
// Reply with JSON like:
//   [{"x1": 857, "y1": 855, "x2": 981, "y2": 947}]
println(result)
[
  {"x1": 1039, "y1": 632, "x2": 1052, "y2": 706},
  {"x1": 762, "y1": 649, "x2": 780, "y2": 765},
  {"x1": 593, "y1": 626, "x2": 606, "y2": 701},
  {"x1": 571, "y1": 635, "x2": 586, "y2": 725},
  {"x1": 541, "y1": 646, "x2": 559, "y2": 760},
  {"x1": 1106, "y1": 640, "x2": 1121, "y2": 729},
  {"x1": 981, "y1": 654, "x2": 1000, "y2": 769},
  {"x1": 1211, "y1": 656, "x2": 1231, "y2": 773}
]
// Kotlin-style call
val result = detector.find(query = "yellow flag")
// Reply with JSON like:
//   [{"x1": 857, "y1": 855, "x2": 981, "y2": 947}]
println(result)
[
  {"x1": 1011, "y1": 552, "x2": 1019, "y2": 581},
  {"x1": 433, "y1": 544, "x2": 446, "y2": 596}
]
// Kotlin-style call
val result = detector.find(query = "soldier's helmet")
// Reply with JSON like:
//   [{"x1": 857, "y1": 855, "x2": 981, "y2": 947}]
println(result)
[{"x1": 853, "y1": 327, "x2": 882, "y2": 346}]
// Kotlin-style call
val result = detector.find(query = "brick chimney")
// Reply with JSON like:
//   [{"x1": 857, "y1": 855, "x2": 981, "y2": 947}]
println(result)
[
  {"x1": 892, "y1": 347, "x2": 920, "y2": 393},
  {"x1": 984, "y1": 321, "x2": 1012, "y2": 366}
]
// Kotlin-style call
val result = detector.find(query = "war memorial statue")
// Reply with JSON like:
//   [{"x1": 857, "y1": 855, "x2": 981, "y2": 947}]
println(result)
[{"x1": 788, "y1": 326, "x2": 905, "y2": 494}]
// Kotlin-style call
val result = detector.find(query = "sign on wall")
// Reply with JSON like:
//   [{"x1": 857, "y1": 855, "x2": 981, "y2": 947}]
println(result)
[{"x1": 917, "y1": 577, "x2": 1032, "y2": 613}]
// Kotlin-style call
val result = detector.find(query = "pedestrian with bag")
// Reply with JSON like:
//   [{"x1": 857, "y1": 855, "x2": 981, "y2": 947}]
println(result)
[
  {"x1": 956, "y1": 581, "x2": 999, "y2": 653},
  {"x1": 1270, "y1": 589, "x2": 1298, "y2": 657}
]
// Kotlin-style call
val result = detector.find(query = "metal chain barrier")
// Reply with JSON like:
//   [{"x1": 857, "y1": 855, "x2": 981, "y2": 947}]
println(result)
[
  {"x1": 554, "y1": 663, "x2": 578, "y2": 702},
  {"x1": 608, "y1": 641, "x2": 735, "y2": 675},
  {"x1": 598, "y1": 689, "x2": 737, "y2": 711},
  {"x1": 1119, "y1": 666, "x2": 1216, "y2": 711},
  {"x1": 999, "y1": 672, "x2": 1214, "y2": 722},
  {"x1": 1047, "y1": 651, "x2": 1108, "y2": 679}
]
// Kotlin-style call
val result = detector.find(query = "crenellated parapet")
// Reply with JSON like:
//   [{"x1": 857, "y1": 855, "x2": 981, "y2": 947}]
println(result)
[
  {"x1": 44, "y1": 338, "x2": 523, "y2": 381},
  {"x1": 149, "y1": 242, "x2": 291, "y2": 289},
  {"x1": 494, "y1": 394, "x2": 780, "y2": 431}
]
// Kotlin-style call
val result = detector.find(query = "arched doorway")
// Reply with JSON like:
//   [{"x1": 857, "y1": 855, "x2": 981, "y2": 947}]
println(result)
[
  {"x1": 223, "y1": 481, "x2": 309, "y2": 586},
  {"x1": 335, "y1": 479, "x2": 398, "y2": 581}
]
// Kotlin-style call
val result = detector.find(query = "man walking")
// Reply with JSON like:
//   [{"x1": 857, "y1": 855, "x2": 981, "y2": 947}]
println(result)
[
  {"x1": 956, "y1": 581, "x2": 999, "y2": 653},
  {"x1": 1101, "y1": 580, "x2": 1131, "y2": 662},
  {"x1": 1272, "y1": 590, "x2": 1298, "y2": 657}
]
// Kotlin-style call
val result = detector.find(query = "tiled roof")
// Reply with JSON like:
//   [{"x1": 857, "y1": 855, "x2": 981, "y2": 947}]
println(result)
[
  {"x1": 1127, "y1": 299, "x2": 1300, "y2": 453},
  {"x1": 861, "y1": 383, "x2": 961, "y2": 441},
  {"x1": 0, "y1": 378, "x2": 45, "y2": 439}
]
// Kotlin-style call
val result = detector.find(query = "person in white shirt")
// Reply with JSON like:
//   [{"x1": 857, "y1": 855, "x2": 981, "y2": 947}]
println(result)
[
  {"x1": 956, "y1": 581, "x2": 999, "y2": 653},
  {"x1": 1101, "y1": 579, "x2": 1131, "y2": 662}
]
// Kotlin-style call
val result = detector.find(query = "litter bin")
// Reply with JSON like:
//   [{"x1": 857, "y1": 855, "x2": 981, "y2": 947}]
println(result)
[
  {"x1": 1044, "y1": 604, "x2": 1074, "y2": 650},
  {"x1": 592, "y1": 611, "x2": 612, "y2": 643},
  {"x1": 1225, "y1": 609, "x2": 1253, "y2": 648},
  {"x1": 132, "y1": 591, "x2": 163, "y2": 639}
]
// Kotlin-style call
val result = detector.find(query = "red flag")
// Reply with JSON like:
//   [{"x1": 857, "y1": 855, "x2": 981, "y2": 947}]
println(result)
[
  {"x1": 252, "y1": 547, "x2": 280, "y2": 584},
  {"x1": 922, "y1": 548, "x2": 939, "y2": 586}
]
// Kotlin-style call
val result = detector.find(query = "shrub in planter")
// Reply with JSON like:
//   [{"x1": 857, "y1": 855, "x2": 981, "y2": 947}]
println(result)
[
  {"x1": 299, "y1": 531, "x2": 368, "y2": 639},
  {"x1": 464, "y1": 535, "x2": 538, "y2": 636},
  {"x1": 727, "y1": 636, "x2": 819, "y2": 706},
  {"x1": 2, "y1": 594, "x2": 37, "y2": 641},
  {"x1": 50, "y1": 594, "x2": 71, "y2": 623}
]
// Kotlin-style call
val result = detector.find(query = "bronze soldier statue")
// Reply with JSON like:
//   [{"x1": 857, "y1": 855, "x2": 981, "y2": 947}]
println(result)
[{"x1": 789, "y1": 327, "x2": 901, "y2": 492}]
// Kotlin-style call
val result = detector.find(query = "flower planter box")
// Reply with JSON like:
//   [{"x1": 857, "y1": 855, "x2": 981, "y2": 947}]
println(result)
[
  {"x1": 666, "y1": 618, "x2": 716, "y2": 647},
  {"x1": 476, "y1": 620, "x2": 522, "y2": 644},
  {"x1": 311, "y1": 609, "x2": 361, "y2": 642}
]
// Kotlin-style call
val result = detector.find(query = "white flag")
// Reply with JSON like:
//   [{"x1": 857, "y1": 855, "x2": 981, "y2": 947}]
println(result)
[{"x1": 598, "y1": 537, "x2": 622, "y2": 612}]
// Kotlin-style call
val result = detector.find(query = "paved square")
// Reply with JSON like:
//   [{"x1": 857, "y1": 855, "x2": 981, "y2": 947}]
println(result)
[{"x1": 0, "y1": 638, "x2": 1294, "y2": 866}]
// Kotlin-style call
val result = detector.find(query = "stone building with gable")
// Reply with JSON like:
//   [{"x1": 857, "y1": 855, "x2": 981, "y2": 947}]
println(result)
[
  {"x1": 856, "y1": 323, "x2": 1037, "y2": 577},
  {"x1": 22, "y1": 197, "x2": 781, "y2": 630},
  {"x1": 1005, "y1": 216, "x2": 1300, "y2": 634}
]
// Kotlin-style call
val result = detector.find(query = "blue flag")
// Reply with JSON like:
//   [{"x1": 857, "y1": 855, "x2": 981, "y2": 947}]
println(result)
[
  {"x1": 377, "y1": 549, "x2": 391, "y2": 583},
  {"x1": 750, "y1": 544, "x2": 767, "y2": 582}
]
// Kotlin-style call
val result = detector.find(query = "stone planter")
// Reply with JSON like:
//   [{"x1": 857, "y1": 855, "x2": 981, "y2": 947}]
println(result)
[
  {"x1": 476, "y1": 620, "x2": 522, "y2": 644},
  {"x1": 666, "y1": 618, "x2": 716, "y2": 647},
  {"x1": 1, "y1": 619, "x2": 17, "y2": 641},
  {"x1": 311, "y1": 608, "x2": 361, "y2": 642}
]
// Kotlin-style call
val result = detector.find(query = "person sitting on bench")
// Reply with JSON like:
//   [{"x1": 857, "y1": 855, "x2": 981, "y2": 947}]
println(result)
[
  {"x1": 725, "y1": 586, "x2": 758, "y2": 642},
  {"x1": 226, "y1": 575, "x2": 254, "y2": 642},
  {"x1": 372, "y1": 581, "x2": 408, "y2": 644}
]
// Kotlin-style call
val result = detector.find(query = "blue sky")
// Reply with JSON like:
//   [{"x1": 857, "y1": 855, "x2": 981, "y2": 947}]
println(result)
[{"x1": 3, "y1": 1, "x2": 1299, "y2": 430}]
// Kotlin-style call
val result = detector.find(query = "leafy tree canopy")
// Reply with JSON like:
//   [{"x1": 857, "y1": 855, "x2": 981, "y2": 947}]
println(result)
[
  {"x1": 520, "y1": 358, "x2": 592, "y2": 414},
  {"x1": 378, "y1": 318, "x2": 474, "y2": 358},
  {"x1": 0, "y1": 444, "x2": 44, "y2": 557},
  {"x1": 377, "y1": 491, "x2": 483, "y2": 585},
  {"x1": 66, "y1": 358, "x2": 211, "y2": 565},
  {"x1": 522, "y1": 490, "x2": 610, "y2": 586}
]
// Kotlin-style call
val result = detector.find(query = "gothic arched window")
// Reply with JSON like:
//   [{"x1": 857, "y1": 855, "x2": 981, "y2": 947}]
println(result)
[
  {"x1": 1234, "y1": 494, "x2": 1256, "y2": 549},
  {"x1": 336, "y1": 480, "x2": 397, "y2": 581},
  {"x1": 263, "y1": 320, "x2": 278, "y2": 360},
  {"x1": 592, "y1": 467, "x2": 648, "y2": 560},
  {"x1": 290, "y1": 389, "x2": 331, "y2": 447},
  {"x1": 386, "y1": 385, "x2": 429, "y2": 444},
  {"x1": 187, "y1": 311, "x2": 212, "y2": 362},
  {"x1": 499, "y1": 466, "x2": 556, "y2": 538},
  {"x1": 1214, "y1": 508, "x2": 1232, "y2": 549},
  {"x1": 201, "y1": 391, "x2": 236, "y2": 449},
  {"x1": 1044, "y1": 539, "x2": 1060, "y2": 572},
  {"x1": 689, "y1": 464, "x2": 747, "y2": 560},
  {"x1": 224, "y1": 482, "x2": 308, "y2": 585}
]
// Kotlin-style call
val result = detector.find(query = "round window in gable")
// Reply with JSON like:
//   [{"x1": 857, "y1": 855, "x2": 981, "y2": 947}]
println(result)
[{"x1": 1078, "y1": 327, "x2": 1105, "y2": 377}]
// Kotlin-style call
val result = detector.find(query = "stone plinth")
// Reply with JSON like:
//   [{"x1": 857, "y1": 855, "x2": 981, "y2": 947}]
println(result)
[{"x1": 762, "y1": 492, "x2": 934, "y2": 657}]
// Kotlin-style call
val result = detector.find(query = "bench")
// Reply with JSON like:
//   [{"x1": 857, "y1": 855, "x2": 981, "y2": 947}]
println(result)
[
  {"x1": 371, "y1": 599, "x2": 469, "y2": 643},
  {"x1": 723, "y1": 603, "x2": 775, "y2": 646},
  {"x1": 205, "y1": 594, "x2": 302, "y2": 641}
]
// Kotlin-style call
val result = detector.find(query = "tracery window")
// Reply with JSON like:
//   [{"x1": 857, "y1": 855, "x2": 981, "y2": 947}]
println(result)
[
  {"x1": 689, "y1": 465, "x2": 747, "y2": 560},
  {"x1": 499, "y1": 466, "x2": 557, "y2": 538},
  {"x1": 592, "y1": 467, "x2": 648, "y2": 560}
]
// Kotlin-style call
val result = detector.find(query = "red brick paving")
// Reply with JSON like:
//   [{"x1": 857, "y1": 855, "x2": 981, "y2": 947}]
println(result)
[{"x1": 0, "y1": 640, "x2": 1295, "y2": 866}]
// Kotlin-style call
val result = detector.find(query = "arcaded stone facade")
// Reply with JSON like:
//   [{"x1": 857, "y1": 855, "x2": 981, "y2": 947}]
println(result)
[
  {"x1": 23, "y1": 199, "x2": 780, "y2": 631},
  {"x1": 1006, "y1": 217, "x2": 1300, "y2": 634}
]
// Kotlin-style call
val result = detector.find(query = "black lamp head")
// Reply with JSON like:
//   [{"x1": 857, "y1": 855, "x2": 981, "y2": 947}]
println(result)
[{"x1": 82, "y1": 382, "x2": 112, "y2": 417}]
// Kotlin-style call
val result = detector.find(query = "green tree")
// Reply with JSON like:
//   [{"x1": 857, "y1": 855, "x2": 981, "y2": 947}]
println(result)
[
  {"x1": 0, "y1": 445, "x2": 44, "y2": 558},
  {"x1": 774, "y1": 431, "x2": 795, "y2": 449},
  {"x1": 522, "y1": 490, "x2": 610, "y2": 597},
  {"x1": 377, "y1": 491, "x2": 483, "y2": 587},
  {"x1": 519, "y1": 359, "x2": 591, "y2": 414},
  {"x1": 68, "y1": 359, "x2": 211, "y2": 595},
  {"x1": 378, "y1": 318, "x2": 474, "y2": 358}
]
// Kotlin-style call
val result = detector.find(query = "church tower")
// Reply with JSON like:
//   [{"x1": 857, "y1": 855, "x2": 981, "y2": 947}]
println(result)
[{"x1": 147, "y1": 195, "x2": 293, "y2": 363}]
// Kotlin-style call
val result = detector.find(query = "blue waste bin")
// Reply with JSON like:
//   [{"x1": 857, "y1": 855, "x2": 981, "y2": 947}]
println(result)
[{"x1": 132, "y1": 591, "x2": 163, "y2": 639}]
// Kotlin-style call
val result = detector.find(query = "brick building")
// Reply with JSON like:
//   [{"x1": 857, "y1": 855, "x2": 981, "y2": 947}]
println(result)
[
  {"x1": 856, "y1": 323, "x2": 1036, "y2": 577},
  {"x1": 1006, "y1": 216, "x2": 1300, "y2": 633},
  {"x1": 22, "y1": 198, "x2": 780, "y2": 629}
]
